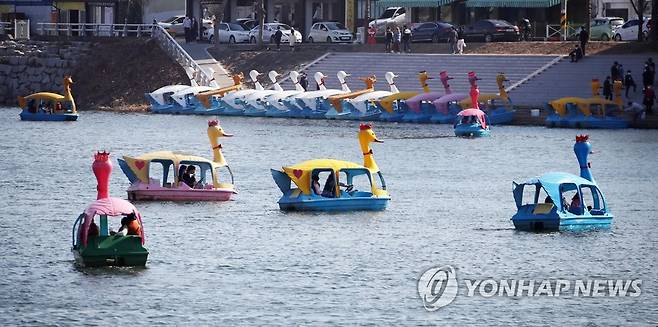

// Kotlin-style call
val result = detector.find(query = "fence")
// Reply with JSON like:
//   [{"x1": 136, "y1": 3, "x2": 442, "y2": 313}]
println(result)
[
  {"x1": 151, "y1": 25, "x2": 214, "y2": 87},
  {"x1": 545, "y1": 24, "x2": 579, "y2": 41},
  {"x1": 0, "y1": 22, "x2": 10, "y2": 35},
  {"x1": 37, "y1": 22, "x2": 154, "y2": 37}
]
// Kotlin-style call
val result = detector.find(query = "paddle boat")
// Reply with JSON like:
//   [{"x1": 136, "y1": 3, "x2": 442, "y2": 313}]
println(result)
[
  {"x1": 429, "y1": 72, "x2": 470, "y2": 124},
  {"x1": 240, "y1": 71, "x2": 286, "y2": 117},
  {"x1": 18, "y1": 75, "x2": 79, "y2": 121},
  {"x1": 118, "y1": 120, "x2": 237, "y2": 201},
  {"x1": 271, "y1": 123, "x2": 390, "y2": 211},
  {"x1": 402, "y1": 71, "x2": 451, "y2": 123},
  {"x1": 262, "y1": 71, "x2": 306, "y2": 117},
  {"x1": 325, "y1": 75, "x2": 377, "y2": 119},
  {"x1": 215, "y1": 70, "x2": 265, "y2": 116},
  {"x1": 454, "y1": 72, "x2": 490, "y2": 137},
  {"x1": 169, "y1": 85, "x2": 215, "y2": 114},
  {"x1": 284, "y1": 71, "x2": 351, "y2": 118},
  {"x1": 455, "y1": 73, "x2": 515, "y2": 125},
  {"x1": 378, "y1": 71, "x2": 432, "y2": 122},
  {"x1": 71, "y1": 151, "x2": 148, "y2": 267},
  {"x1": 545, "y1": 97, "x2": 629, "y2": 129},
  {"x1": 194, "y1": 73, "x2": 244, "y2": 115},
  {"x1": 146, "y1": 84, "x2": 190, "y2": 113},
  {"x1": 511, "y1": 135, "x2": 613, "y2": 232},
  {"x1": 339, "y1": 72, "x2": 399, "y2": 120}
]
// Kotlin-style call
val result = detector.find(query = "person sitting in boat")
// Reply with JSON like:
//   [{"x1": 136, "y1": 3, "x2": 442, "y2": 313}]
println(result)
[
  {"x1": 45, "y1": 101, "x2": 54, "y2": 114},
  {"x1": 544, "y1": 196, "x2": 554, "y2": 204},
  {"x1": 55, "y1": 102, "x2": 63, "y2": 112},
  {"x1": 182, "y1": 165, "x2": 197, "y2": 188},
  {"x1": 117, "y1": 213, "x2": 141, "y2": 236},
  {"x1": 312, "y1": 175, "x2": 322, "y2": 195},
  {"x1": 569, "y1": 193, "x2": 581, "y2": 214},
  {"x1": 321, "y1": 174, "x2": 352, "y2": 198},
  {"x1": 27, "y1": 99, "x2": 37, "y2": 113}
]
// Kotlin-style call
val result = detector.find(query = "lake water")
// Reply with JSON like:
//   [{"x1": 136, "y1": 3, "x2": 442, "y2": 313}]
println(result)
[{"x1": 1, "y1": 108, "x2": 656, "y2": 326}]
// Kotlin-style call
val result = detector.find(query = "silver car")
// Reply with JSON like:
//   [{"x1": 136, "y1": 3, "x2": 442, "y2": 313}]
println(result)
[
  {"x1": 248, "y1": 23, "x2": 303, "y2": 44},
  {"x1": 307, "y1": 22, "x2": 353, "y2": 43}
]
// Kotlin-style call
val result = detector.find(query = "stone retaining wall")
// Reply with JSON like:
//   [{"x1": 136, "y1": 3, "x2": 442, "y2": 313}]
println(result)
[{"x1": 0, "y1": 40, "x2": 93, "y2": 105}]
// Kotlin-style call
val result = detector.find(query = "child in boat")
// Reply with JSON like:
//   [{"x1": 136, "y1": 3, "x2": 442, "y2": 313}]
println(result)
[{"x1": 117, "y1": 213, "x2": 141, "y2": 236}]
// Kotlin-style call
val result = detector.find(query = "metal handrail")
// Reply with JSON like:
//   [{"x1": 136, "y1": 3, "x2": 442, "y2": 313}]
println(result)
[
  {"x1": 151, "y1": 24, "x2": 213, "y2": 87},
  {"x1": 37, "y1": 22, "x2": 154, "y2": 37}
]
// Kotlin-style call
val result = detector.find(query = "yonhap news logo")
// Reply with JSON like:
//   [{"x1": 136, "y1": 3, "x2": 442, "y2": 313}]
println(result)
[{"x1": 417, "y1": 265, "x2": 642, "y2": 312}]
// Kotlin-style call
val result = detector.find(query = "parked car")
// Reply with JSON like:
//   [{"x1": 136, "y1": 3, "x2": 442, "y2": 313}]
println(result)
[
  {"x1": 158, "y1": 15, "x2": 212, "y2": 37},
  {"x1": 307, "y1": 22, "x2": 353, "y2": 43},
  {"x1": 614, "y1": 18, "x2": 650, "y2": 41},
  {"x1": 203, "y1": 22, "x2": 250, "y2": 43},
  {"x1": 368, "y1": 7, "x2": 406, "y2": 37},
  {"x1": 235, "y1": 18, "x2": 258, "y2": 31},
  {"x1": 461, "y1": 19, "x2": 519, "y2": 42},
  {"x1": 248, "y1": 23, "x2": 302, "y2": 44},
  {"x1": 410, "y1": 21, "x2": 454, "y2": 42},
  {"x1": 589, "y1": 17, "x2": 624, "y2": 41}
]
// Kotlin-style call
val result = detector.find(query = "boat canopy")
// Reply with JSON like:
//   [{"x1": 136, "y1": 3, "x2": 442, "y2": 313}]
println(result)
[
  {"x1": 458, "y1": 94, "x2": 508, "y2": 107},
  {"x1": 549, "y1": 97, "x2": 618, "y2": 117},
  {"x1": 120, "y1": 151, "x2": 227, "y2": 187},
  {"x1": 22, "y1": 92, "x2": 66, "y2": 102},
  {"x1": 457, "y1": 108, "x2": 488, "y2": 128},
  {"x1": 79, "y1": 197, "x2": 145, "y2": 246},
  {"x1": 280, "y1": 159, "x2": 374, "y2": 195},
  {"x1": 513, "y1": 172, "x2": 597, "y2": 209}
]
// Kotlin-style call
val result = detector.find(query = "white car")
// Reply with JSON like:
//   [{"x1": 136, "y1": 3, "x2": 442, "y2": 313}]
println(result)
[
  {"x1": 614, "y1": 18, "x2": 651, "y2": 41},
  {"x1": 158, "y1": 15, "x2": 212, "y2": 37},
  {"x1": 368, "y1": 7, "x2": 406, "y2": 37},
  {"x1": 248, "y1": 23, "x2": 302, "y2": 44},
  {"x1": 307, "y1": 22, "x2": 353, "y2": 43},
  {"x1": 203, "y1": 22, "x2": 250, "y2": 43}
]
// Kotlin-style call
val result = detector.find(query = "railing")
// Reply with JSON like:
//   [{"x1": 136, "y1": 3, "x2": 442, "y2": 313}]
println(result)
[
  {"x1": 0, "y1": 22, "x2": 11, "y2": 35},
  {"x1": 545, "y1": 24, "x2": 579, "y2": 41},
  {"x1": 151, "y1": 24, "x2": 214, "y2": 87},
  {"x1": 37, "y1": 22, "x2": 154, "y2": 37}
]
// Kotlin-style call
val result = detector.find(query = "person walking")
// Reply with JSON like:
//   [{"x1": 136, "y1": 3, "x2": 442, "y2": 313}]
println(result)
[
  {"x1": 603, "y1": 77, "x2": 613, "y2": 100},
  {"x1": 402, "y1": 25, "x2": 412, "y2": 53},
  {"x1": 393, "y1": 26, "x2": 402, "y2": 53},
  {"x1": 385, "y1": 27, "x2": 393, "y2": 53},
  {"x1": 643, "y1": 65, "x2": 653, "y2": 88},
  {"x1": 183, "y1": 16, "x2": 192, "y2": 43},
  {"x1": 456, "y1": 26, "x2": 466, "y2": 54},
  {"x1": 579, "y1": 26, "x2": 589, "y2": 57},
  {"x1": 644, "y1": 85, "x2": 655, "y2": 114},
  {"x1": 289, "y1": 27, "x2": 297, "y2": 51},
  {"x1": 624, "y1": 71, "x2": 637, "y2": 97},
  {"x1": 448, "y1": 26, "x2": 458, "y2": 54},
  {"x1": 274, "y1": 26, "x2": 283, "y2": 51},
  {"x1": 611, "y1": 62, "x2": 619, "y2": 81}
]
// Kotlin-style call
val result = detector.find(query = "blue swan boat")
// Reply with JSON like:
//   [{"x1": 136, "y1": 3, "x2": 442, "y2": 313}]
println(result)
[
  {"x1": 511, "y1": 135, "x2": 613, "y2": 232},
  {"x1": 271, "y1": 124, "x2": 390, "y2": 211}
]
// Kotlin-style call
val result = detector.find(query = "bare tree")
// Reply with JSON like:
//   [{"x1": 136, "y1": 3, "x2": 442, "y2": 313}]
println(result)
[
  {"x1": 630, "y1": 0, "x2": 650, "y2": 41},
  {"x1": 255, "y1": 0, "x2": 265, "y2": 48},
  {"x1": 205, "y1": 3, "x2": 226, "y2": 50}
]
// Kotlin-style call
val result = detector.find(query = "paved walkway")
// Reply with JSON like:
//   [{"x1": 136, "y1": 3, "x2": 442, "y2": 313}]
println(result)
[{"x1": 178, "y1": 41, "x2": 233, "y2": 88}]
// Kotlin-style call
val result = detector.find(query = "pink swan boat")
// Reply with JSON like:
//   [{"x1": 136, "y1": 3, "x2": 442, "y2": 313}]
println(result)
[{"x1": 117, "y1": 120, "x2": 237, "y2": 201}]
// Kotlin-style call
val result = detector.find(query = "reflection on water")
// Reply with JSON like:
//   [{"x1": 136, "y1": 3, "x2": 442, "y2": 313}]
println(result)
[{"x1": 0, "y1": 108, "x2": 656, "y2": 325}]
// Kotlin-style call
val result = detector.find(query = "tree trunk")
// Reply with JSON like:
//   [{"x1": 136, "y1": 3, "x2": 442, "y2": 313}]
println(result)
[
  {"x1": 256, "y1": 0, "x2": 265, "y2": 49},
  {"x1": 638, "y1": 0, "x2": 645, "y2": 41},
  {"x1": 214, "y1": 16, "x2": 220, "y2": 50}
]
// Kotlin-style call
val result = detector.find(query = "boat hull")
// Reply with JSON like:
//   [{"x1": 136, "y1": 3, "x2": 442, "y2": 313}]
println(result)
[
  {"x1": 278, "y1": 197, "x2": 390, "y2": 211},
  {"x1": 455, "y1": 124, "x2": 490, "y2": 137},
  {"x1": 512, "y1": 214, "x2": 613, "y2": 232},
  {"x1": 127, "y1": 188, "x2": 235, "y2": 201},
  {"x1": 72, "y1": 235, "x2": 148, "y2": 267},
  {"x1": 20, "y1": 111, "x2": 78, "y2": 121}
]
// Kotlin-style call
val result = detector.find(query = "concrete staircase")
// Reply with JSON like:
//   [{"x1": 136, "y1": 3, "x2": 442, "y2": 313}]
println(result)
[
  {"x1": 280, "y1": 52, "x2": 558, "y2": 96},
  {"x1": 509, "y1": 55, "x2": 649, "y2": 106}
]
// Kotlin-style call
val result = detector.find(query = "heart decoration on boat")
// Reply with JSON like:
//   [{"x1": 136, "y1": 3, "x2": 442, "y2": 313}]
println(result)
[
  {"x1": 293, "y1": 169, "x2": 303, "y2": 178},
  {"x1": 135, "y1": 160, "x2": 146, "y2": 170}
]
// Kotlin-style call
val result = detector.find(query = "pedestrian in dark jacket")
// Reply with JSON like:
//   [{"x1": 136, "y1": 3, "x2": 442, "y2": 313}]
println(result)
[
  {"x1": 643, "y1": 65, "x2": 654, "y2": 88},
  {"x1": 385, "y1": 27, "x2": 393, "y2": 53},
  {"x1": 274, "y1": 26, "x2": 283, "y2": 50},
  {"x1": 624, "y1": 71, "x2": 637, "y2": 97},
  {"x1": 192, "y1": 18, "x2": 199, "y2": 41},
  {"x1": 603, "y1": 77, "x2": 613, "y2": 100},
  {"x1": 579, "y1": 26, "x2": 588, "y2": 56},
  {"x1": 644, "y1": 85, "x2": 655, "y2": 114},
  {"x1": 611, "y1": 62, "x2": 619, "y2": 81},
  {"x1": 569, "y1": 45, "x2": 583, "y2": 62},
  {"x1": 299, "y1": 72, "x2": 308, "y2": 91}
]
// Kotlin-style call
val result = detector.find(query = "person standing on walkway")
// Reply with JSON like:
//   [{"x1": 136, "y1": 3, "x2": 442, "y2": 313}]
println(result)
[
  {"x1": 274, "y1": 26, "x2": 283, "y2": 51},
  {"x1": 448, "y1": 26, "x2": 458, "y2": 54},
  {"x1": 183, "y1": 16, "x2": 192, "y2": 43},
  {"x1": 611, "y1": 62, "x2": 620, "y2": 81},
  {"x1": 393, "y1": 26, "x2": 402, "y2": 53},
  {"x1": 624, "y1": 71, "x2": 637, "y2": 97},
  {"x1": 299, "y1": 72, "x2": 308, "y2": 91},
  {"x1": 643, "y1": 65, "x2": 653, "y2": 89},
  {"x1": 618, "y1": 64, "x2": 625, "y2": 83},
  {"x1": 644, "y1": 85, "x2": 655, "y2": 114},
  {"x1": 579, "y1": 26, "x2": 588, "y2": 57},
  {"x1": 402, "y1": 25, "x2": 412, "y2": 53},
  {"x1": 289, "y1": 27, "x2": 297, "y2": 52},
  {"x1": 603, "y1": 77, "x2": 613, "y2": 100},
  {"x1": 385, "y1": 27, "x2": 393, "y2": 53}
]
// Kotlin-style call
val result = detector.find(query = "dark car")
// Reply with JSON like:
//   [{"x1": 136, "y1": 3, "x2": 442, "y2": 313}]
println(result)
[
  {"x1": 462, "y1": 19, "x2": 519, "y2": 42},
  {"x1": 410, "y1": 21, "x2": 454, "y2": 42}
]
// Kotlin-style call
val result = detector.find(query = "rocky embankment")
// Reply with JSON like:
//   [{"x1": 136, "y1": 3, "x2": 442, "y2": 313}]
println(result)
[
  {"x1": 0, "y1": 40, "x2": 91, "y2": 106},
  {"x1": 1, "y1": 38, "x2": 189, "y2": 111}
]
